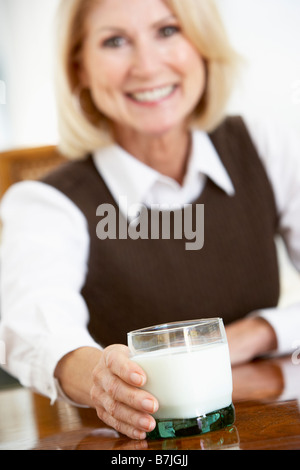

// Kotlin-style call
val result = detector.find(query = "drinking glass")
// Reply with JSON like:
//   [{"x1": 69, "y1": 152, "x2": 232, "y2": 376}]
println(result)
[{"x1": 127, "y1": 318, "x2": 235, "y2": 439}]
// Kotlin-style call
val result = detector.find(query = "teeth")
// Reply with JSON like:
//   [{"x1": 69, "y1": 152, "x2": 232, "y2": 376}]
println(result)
[{"x1": 130, "y1": 85, "x2": 175, "y2": 103}]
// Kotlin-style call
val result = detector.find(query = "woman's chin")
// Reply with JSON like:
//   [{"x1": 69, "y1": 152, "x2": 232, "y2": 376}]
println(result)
[{"x1": 129, "y1": 119, "x2": 185, "y2": 138}]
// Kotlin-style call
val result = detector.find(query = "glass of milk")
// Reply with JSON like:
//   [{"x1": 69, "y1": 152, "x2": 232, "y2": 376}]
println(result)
[{"x1": 128, "y1": 318, "x2": 235, "y2": 439}]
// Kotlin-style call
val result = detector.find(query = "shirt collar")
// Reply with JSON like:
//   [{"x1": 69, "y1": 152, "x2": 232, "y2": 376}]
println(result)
[
  {"x1": 93, "y1": 144, "x2": 159, "y2": 213},
  {"x1": 190, "y1": 130, "x2": 235, "y2": 196},
  {"x1": 93, "y1": 129, "x2": 235, "y2": 210}
]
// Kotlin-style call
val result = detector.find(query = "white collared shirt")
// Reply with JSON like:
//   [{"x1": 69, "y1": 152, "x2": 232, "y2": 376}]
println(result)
[
  {"x1": 94, "y1": 130, "x2": 235, "y2": 213},
  {"x1": 0, "y1": 115, "x2": 300, "y2": 403}
]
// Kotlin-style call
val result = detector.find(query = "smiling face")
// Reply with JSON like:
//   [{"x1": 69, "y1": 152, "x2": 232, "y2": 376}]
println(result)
[{"x1": 80, "y1": 0, "x2": 206, "y2": 139}]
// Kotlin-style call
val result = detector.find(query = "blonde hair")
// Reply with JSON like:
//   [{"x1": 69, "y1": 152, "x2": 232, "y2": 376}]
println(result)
[{"x1": 54, "y1": 0, "x2": 240, "y2": 160}]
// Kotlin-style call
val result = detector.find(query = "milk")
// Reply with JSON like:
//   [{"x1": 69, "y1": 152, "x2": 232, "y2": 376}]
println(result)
[{"x1": 132, "y1": 342, "x2": 233, "y2": 420}]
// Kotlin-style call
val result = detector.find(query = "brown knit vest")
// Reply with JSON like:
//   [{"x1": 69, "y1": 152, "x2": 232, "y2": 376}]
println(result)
[{"x1": 42, "y1": 117, "x2": 280, "y2": 347}]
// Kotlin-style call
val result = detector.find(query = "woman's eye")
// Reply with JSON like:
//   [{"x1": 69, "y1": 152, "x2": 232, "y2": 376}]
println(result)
[
  {"x1": 159, "y1": 25, "x2": 180, "y2": 38},
  {"x1": 102, "y1": 36, "x2": 126, "y2": 48}
]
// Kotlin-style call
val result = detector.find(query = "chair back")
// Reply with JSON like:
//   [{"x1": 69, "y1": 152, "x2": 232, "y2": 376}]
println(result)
[{"x1": 0, "y1": 146, "x2": 67, "y2": 198}]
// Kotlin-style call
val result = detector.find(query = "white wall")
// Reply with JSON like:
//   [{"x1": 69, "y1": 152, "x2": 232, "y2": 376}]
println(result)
[
  {"x1": 0, "y1": 0, "x2": 59, "y2": 150},
  {"x1": 0, "y1": 0, "x2": 299, "y2": 150},
  {"x1": 217, "y1": 0, "x2": 300, "y2": 132}
]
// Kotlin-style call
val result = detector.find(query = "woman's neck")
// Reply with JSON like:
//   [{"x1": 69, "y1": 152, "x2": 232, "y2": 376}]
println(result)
[{"x1": 113, "y1": 124, "x2": 191, "y2": 186}]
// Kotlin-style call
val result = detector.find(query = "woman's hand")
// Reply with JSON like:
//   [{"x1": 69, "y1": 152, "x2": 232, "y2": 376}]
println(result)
[
  {"x1": 90, "y1": 344, "x2": 158, "y2": 440},
  {"x1": 55, "y1": 344, "x2": 159, "y2": 440},
  {"x1": 225, "y1": 317, "x2": 277, "y2": 366}
]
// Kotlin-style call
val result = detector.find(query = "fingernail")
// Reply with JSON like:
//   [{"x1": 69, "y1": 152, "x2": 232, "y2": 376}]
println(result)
[
  {"x1": 130, "y1": 372, "x2": 145, "y2": 386},
  {"x1": 139, "y1": 417, "x2": 152, "y2": 431},
  {"x1": 139, "y1": 416, "x2": 156, "y2": 432},
  {"x1": 142, "y1": 398, "x2": 157, "y2": 413},
  {"x1": 133, "y1": 429, "x2": 146, "y2": 440}
]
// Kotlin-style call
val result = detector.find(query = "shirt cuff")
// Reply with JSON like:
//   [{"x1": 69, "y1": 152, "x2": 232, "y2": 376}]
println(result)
[
  {"x1": 35, "y1": 331, "x2": 103, "y2": 405},
  {"x1": 249, "y1": 304, "x2": 300, "y2": 357},
  {"x1": 278, "y1": 360, "x2": 300, "y2": 402}
]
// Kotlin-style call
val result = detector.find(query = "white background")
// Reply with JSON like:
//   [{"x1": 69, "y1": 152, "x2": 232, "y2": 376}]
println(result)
[{"x1": 0, "y1": 0, "x2": 299, "y2": 150}]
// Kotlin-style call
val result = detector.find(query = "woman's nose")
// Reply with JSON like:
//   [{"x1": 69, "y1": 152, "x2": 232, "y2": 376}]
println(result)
[{"x1": 130, "y1": 39, "x2": 164, "y2": 78}]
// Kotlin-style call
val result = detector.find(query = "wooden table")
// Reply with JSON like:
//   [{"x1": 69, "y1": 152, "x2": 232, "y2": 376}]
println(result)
[{"x1": 0, "y1": 355, "x2": 299, "y2": 451}]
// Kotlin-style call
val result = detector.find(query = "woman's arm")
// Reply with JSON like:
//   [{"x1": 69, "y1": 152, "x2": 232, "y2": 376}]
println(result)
[
  {"x1": 225, "y1": 317, "x2": 277, "y2": 366},
  {"x1": 243, "y1": 116, "x2": 300, "y2": 358},
  {"x1": 0, "y1": 182, "x2": 99, "y2": 400}
]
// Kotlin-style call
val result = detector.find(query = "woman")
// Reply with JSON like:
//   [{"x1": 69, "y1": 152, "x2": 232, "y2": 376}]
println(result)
[{"x1": 0, "y1": 0, "x2": 299, "y2": 440}]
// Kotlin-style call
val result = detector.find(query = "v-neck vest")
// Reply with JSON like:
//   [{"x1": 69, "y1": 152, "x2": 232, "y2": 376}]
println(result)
[{"x1": 42, "y1": 116, "x2": 280, "y2": 347}]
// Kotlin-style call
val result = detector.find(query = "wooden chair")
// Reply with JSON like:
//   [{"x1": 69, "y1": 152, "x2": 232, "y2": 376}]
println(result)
[{"x1": 0, "y1": 146, "x2": 67, "y2": 198}]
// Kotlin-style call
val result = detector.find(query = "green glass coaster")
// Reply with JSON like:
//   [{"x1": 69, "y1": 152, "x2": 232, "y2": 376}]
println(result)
[{"x1": 147, "y1": 403, "x2": 235, "y2": 440}]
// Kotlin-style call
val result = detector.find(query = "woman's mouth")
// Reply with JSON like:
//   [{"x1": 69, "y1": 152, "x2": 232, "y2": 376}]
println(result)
[{"x1": 127, "y1": 85, "x2": 177, "y2": 104}]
